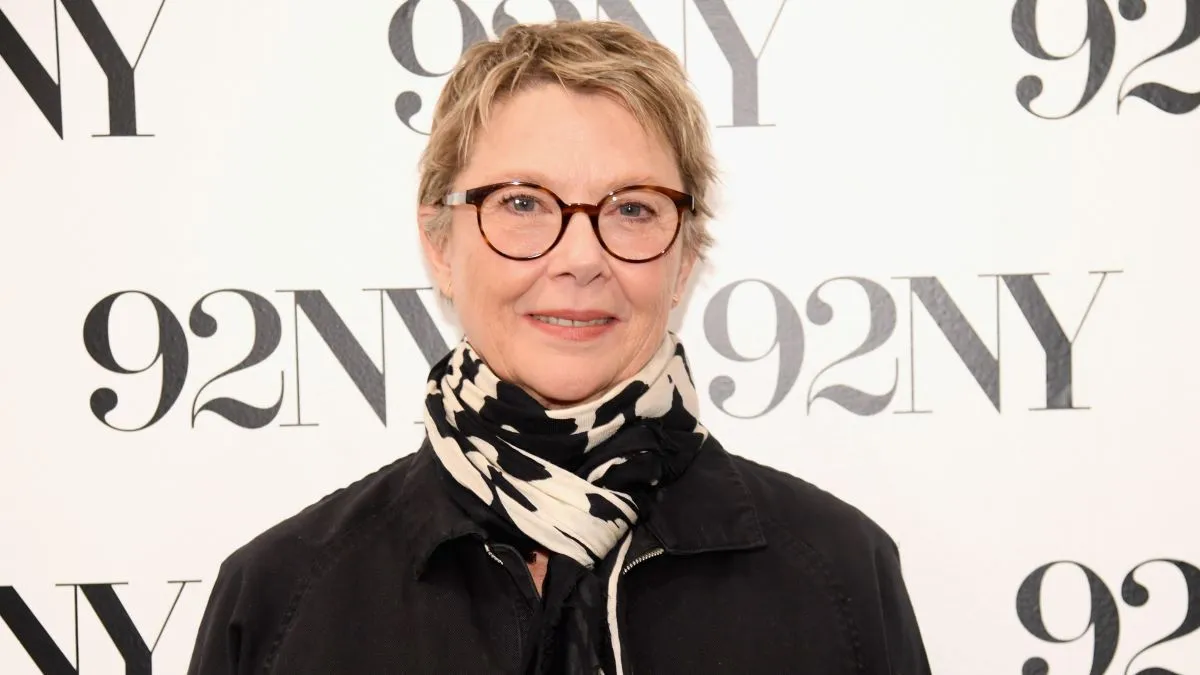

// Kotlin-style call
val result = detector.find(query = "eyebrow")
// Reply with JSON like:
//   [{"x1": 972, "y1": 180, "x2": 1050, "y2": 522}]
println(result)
[
  {"x1": 480, "y1": 171, "x2": 552, "y2": 186},
  {"x1": 603, "y1": 176, "x2": 669, "y2": 191},
  {"x1": 479, "y1": 173, "x2": 676, "y2": 197}
]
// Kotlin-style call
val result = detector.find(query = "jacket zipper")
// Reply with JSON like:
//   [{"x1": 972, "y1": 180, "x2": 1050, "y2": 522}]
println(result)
[
  {"x1": 488, "y1": 541, "x2": 665, "y2": 577},
  {"x1": 483, "y1": 541, "x2": 505, "y2": 566},
  {"x1": 621, "y1": 546, "x2": 664, "y2": 575},
  {"x1": 482, "y1": 541, "x2": 542, "y2": 671},
  {"x1": 486, "y1": 541, "x2": 663, "y2": 673},
  {"x1": 483, "y1": 542, "x2": 540, "y2": 598}
]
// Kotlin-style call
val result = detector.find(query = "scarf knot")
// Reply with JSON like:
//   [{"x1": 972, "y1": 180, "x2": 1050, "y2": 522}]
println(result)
[{"x1": 422, "y1": 333, "x2": 708, "y2": 674}]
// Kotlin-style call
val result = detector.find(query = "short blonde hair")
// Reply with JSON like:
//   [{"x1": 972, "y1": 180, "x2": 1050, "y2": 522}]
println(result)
[{"x1": 417, "y1": 20, "x2": 717, "y2": 259}]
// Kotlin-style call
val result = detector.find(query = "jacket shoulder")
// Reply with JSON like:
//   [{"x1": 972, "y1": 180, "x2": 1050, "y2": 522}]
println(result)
[
  {"x1": 728, "y1": 453, "x2": 932, "y2": 674},
  {"x1": 729, "y1": 453, "x2": 898, "y2": 559},
  {"x1": 225, "y1": 451, "x2": 416, "y2": 575},
  {"x1": 187, "y1": 452, "x2": 419, "y2": 674}
]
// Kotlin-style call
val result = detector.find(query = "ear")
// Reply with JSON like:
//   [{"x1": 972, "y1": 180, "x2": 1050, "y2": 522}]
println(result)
[
  {"x1": 418, "y1": 204, "x2": 454, "y2": 298},
  {"x1": 672, "y1": 250, "x2": 697, "y2": 306}
]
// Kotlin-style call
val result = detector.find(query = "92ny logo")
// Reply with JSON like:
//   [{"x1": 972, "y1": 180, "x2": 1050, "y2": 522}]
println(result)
[
  {"x1": 81, "y1": 271, "x2": 1117, "y2": 430},
  {"x1": 1017, "y1": 559, "x2": 1200, "y2": 674},
  {"x1": 388, "y1": 0, "x2": 787, "y2": 133},
  {"x1": 0, "y1": 0, "x2": 785, "y2": 139},
  {"x1": 0, "y1": 0, "x2": 166, "y2": 138},
  {"x1": 0, "y1": 580, "x2": 199, "y2": 674},
  {"x1": 1013, "y1": 0, "x2": 1200, "y2": 117}
]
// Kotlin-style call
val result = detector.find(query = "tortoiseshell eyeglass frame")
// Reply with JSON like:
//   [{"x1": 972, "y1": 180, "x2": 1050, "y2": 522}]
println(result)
[{"x1": 440, "y1": 180, "x2": 694, "y2": 263}]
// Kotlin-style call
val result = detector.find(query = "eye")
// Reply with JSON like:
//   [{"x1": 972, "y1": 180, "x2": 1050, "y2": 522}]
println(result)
[
  {"x1": 491, "y1": 189, "x2": 552, "y2": 216},
  {"x1": 503, "y1": 194, "x2": 540, "y2": 212},
  {"x1": 617, "y1": 201, "x2": 656, "y2": 218}
]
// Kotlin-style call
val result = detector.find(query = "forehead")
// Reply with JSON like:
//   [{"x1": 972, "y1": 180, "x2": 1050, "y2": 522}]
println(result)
[{"x1": 459, "y1": 84, "x2": 681, "y2": 195}]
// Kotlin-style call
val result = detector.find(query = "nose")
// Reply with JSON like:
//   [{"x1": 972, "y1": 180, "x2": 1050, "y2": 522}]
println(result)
[{"x1": 547, "y1": 211, "x2": 608, "y2": 285}]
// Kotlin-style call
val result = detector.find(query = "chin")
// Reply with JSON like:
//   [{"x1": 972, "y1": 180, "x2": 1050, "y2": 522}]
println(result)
[{"x1": 523, "y1": 371, "x2": 611, "y2": 408}]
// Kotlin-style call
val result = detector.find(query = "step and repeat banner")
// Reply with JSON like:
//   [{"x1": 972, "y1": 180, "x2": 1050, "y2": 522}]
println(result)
[{"x1": 2, "y1": 0, "x2": 1198, "y2": 672}]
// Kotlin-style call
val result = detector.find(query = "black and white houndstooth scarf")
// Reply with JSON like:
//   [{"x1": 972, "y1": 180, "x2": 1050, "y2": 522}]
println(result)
[{"x1": 423, "y1": 333, "x2": 708, "y2": 674}]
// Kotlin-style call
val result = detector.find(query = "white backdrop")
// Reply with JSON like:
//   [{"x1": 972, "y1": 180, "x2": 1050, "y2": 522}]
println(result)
[{"x1": 2, "y1": 0, "x2": 1198, "y2": 672}]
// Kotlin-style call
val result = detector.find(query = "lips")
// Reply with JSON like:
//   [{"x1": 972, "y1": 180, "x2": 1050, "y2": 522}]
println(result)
[
  {"x1": 528, "y1": 309, "x2": 616, "y2": 325},
  {"x1": 525, "y1": 310, "x2": 618, "y2": 340},
  {"x1": 530, "y1": 314, "x2": 613, "y2": 327}
]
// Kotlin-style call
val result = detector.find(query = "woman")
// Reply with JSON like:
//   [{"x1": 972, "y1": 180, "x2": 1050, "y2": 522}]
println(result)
[{"x1": 188, "y1": 19, "x2": 931, "y2": 675}]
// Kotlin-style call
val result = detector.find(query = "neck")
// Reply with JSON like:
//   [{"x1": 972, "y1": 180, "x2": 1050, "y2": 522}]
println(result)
[
  {"x1": 468, "y1": 334, "x2": 678, "y2": 413},
  {"x1": 519, "y1": 383, "x2": 612, "y2": 410}
]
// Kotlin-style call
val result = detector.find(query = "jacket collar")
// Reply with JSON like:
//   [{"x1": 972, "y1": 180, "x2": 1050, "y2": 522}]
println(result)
[
  {"x1": 641, "y1": 435, "x2": 766, "y2": 555},
  {"x1": 398, "y1": 439, "x2": 485, "y2": 579},
  {"x1": 399, "y1": 435, "x2": 766, "y2": 579}
]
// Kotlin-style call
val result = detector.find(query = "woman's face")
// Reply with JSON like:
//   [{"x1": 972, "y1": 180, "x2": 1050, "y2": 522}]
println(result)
[{"x1": 420, "y1": 83, "x2": 695, "y2": 407}]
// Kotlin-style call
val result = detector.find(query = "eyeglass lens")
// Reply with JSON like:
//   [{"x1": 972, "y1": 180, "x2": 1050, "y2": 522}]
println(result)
[{"x1": 478, "y1": 185, "x2": 678, "y2": 260}]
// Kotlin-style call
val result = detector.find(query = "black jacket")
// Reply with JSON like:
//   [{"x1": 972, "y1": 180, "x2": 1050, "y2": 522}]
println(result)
[{"x1": 187, "y1": 437, "x2": 932, "y2": 674}]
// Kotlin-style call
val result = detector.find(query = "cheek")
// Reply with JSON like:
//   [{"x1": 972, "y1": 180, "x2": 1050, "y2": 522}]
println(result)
[
  {"x1": 454, "y1": 243, "x2": 540, "y2": 311},
  {"x1": 449, "y1": 225, "x2": 493, "y2": 295},
  {"x1": 620, "y1": 265, "x2": 676, "y2": 321}
]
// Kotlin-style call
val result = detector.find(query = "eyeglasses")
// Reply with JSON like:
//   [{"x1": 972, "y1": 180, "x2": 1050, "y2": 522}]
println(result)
[{"x1": 440, "y1": 181, "x2": 694, "y2": 263}]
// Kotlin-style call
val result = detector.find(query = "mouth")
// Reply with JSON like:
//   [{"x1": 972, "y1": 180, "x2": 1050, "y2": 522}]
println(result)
[
  {"x1": 525, "y1": 310, "x2": 618, "y2": 341},
  {"x1": 529, "y1": 314, "x2": 615, "y2": 327}
]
